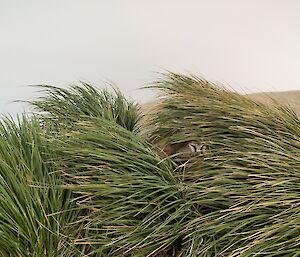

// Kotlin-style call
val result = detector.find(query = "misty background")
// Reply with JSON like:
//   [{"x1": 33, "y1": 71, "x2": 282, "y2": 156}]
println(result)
[{"x1": 1, "y1": 0, "x2": 300, "y2": 115}]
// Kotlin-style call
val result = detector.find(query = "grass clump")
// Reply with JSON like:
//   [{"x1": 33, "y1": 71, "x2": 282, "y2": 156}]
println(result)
[
  {"x1": 146, "y1": 73, "x2": 300, "y2": 256},
  {"x1": 50, "y1": 116, "x2": 188, "y2": 256},
  {"x1": 0, "y1": 116, "x2": 78, "y2": 256},
  {"x1": 31, "y1": 83, "x2": 141, "y2": 133},
  {"x1": 1, "y1": 74, "x2": 300, "y2": 256}
]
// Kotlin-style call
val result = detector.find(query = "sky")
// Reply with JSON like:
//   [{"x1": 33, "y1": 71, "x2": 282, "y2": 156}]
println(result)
[{"x1": 1, "y1": 0, "x2": 300, "y2": 115}]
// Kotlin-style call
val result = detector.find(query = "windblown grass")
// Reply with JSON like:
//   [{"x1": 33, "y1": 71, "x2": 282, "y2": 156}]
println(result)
[
  {"x1": 146, "y1": 73, "x2": 300, "y2": 256},
  {"x1": 1, "y1": 74, "x2": 300, "y2": 256},
  {"x1": 28, "y1": 84, "x2": 190, "y2": 256},
  {"x1": 0, "y1": 116, "x2": 78, "y2": 256},
  {"x1": 49, "y1": 116, "x2": 189, "y2": 256},
  {"x1": 31, "y1": 83, "x2": 141, "y2": 133}
]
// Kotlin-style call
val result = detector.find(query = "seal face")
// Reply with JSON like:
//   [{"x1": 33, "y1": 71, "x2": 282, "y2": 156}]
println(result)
[{"x1": 164, "y1": 141, "x2": 208, "y2": 161}]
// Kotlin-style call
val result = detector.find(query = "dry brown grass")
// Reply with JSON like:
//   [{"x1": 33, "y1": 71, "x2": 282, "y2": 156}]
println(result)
[
  {"x1": 142, "y1": 90, "x2": 300, "y2": 116},
  {"x1": 247, "y1": 90, "x2": 300, "y2": 115}
]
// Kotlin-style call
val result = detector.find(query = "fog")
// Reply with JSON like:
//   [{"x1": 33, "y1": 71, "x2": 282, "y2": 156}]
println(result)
[{"x1": 1, "y1": 0, "x2": 300, "y2": 115}]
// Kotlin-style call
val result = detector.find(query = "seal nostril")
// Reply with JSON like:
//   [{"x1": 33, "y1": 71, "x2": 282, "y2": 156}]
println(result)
[{"x1": 200, "y1": 143, "x2": 208, "y2": 151}]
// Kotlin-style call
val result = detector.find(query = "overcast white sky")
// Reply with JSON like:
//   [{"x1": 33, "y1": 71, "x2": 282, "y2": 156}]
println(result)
[{"x1": 1, "y1": 0, "x2": 300, "y2": 115}]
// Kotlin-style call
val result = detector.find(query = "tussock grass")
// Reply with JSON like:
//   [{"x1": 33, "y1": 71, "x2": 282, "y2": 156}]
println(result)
[
  {"x1": 0, "y1": 116, "x2": 78, "y2": 256},
  {"x1": 1, "y1": 74, "x2": 300, "y2": 256},
  {"x1": 31, "y1": 83, "x2": 141, "y2": 133},
  {"x1": 50, "y1": 117, "x2": 188, "y2": 256},
  {"x1": 146, "y1": 73, "x2": 300, "y2": 256}
]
